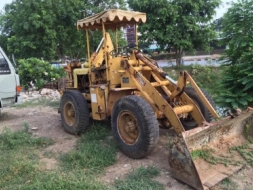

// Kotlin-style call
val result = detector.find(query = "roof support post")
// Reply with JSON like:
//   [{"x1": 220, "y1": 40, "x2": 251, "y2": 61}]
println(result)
[
  {"x1": 85, "y1": 28, "x2": 91, "y2": 67},
  {"x1": 135, "y1": 23, "x2": 138, "y2": 46},
  {"x1": 102, "y1": 23, "x2": 110, "y2": 84},
  {"x1": 115, "y1": 28, "x2": 118, "y2": 53}
]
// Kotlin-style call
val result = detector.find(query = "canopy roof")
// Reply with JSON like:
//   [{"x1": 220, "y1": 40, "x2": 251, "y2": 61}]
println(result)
[{"x1": 77, "y1": 9, "x2": 146, "y2": 31}]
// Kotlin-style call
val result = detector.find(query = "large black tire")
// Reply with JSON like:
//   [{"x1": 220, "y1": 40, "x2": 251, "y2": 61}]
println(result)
[
  {"x1": 60, "y1": 90, "x2": 90, "y2": 134},
  {"x1": 111, "y1": 95, "x2": 159, "y2": 159},
  {"x1": 181, "y1": 87, "x2": 216, "y2": 130}
]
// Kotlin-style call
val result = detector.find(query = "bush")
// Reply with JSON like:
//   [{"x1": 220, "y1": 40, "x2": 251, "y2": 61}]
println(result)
[
  {"x1": 217, "y1": 63, "x2": 253, "y2": 109},
  {"x1": 216, "y1": 0, "x2": 253, "y2": 109},
  {"x1": 163, "y1": 63, "x2": 223, "y2": 102},
  {"x1": 18, "y1": 58, "x2": 65, "y2": 90}
]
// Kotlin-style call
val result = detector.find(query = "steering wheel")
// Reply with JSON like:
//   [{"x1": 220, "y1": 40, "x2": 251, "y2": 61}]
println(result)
[
  {"x1": 109, "y1": 44, "x2": 139, "y2": 58},
  {"x1": 109, "y1": 48, "x2": 119, "y2": 57},
  {"x1": 109, "y1": 47, "x2": 128, "y2": 57}
]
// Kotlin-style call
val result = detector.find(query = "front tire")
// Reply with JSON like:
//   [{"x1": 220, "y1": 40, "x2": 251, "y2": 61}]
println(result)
[
  {"x1": 60, "y1": 90, "x2": 90, "y2": 134},
  {"x1": 111, "y1": 95, "x2": 159, "y2": 159},
  {"x1": 181, "y1": 87, "x2": 216, "y2": 130}
]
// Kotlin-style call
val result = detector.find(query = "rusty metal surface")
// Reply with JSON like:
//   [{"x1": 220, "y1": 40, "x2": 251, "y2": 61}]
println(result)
[
  {"x1": 135, "y1": 51, "x2": 167, "y2": 78},
  {"x1": 117, "y1": 111, "x2": 139, "y2": 145},
  {"x1": 169, "y1": 111, "x2": 253, "y2": 190},
  {"x1": 184, "y1": 71, "x2": 219, "y2": 119},
  {"x1": 184, "y1": 111, "x2": 253, "y2": 150},
  {"x1": 168, "y1": 134, "x2": 204, "y2": 190}
]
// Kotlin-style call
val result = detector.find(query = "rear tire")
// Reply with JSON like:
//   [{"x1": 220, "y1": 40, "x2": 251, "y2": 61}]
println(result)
[
  {"x1": 60, "y1": 90, "x2": 90, "y2": 134},
  {"x1": 181, "y1": 87, "x2": 216, "y2": 130},
  {"x1": 111, "y1": 95, "x2": 159, "y2": 159}
]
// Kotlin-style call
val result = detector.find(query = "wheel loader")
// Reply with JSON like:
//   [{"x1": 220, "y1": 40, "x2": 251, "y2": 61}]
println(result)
[{"x1": 58, "y1": 9, "x2": 253, "y2": 190}]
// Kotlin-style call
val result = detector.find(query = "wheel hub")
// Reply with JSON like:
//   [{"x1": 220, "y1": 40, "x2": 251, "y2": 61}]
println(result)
[
  {"x1": 64, "y1": 102, "x2": 76, "y2": 126},
  {"x1": 67, "y1": 109, "x2": 75, "y2": 117},
  {"x1": 117, "y1": 111, "x2": 139, "y2": 145},
  {"x1": 125, "y1": 121, "x2": 136, "y2": 132}
]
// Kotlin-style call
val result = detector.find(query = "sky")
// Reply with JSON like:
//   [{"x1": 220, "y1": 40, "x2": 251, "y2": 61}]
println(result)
[
  {"x1": 215, "y1": 0, "x2": 234, "y2": 19},
  {"x1": 0, "y1": 0, "x2": 13, "y2": 12},
  {"x1": 0, "y1": 0, "x2": 12, "y2": 11},
  {"x1": 0, "y1": 0, "x2": 234, "y2": 19}
]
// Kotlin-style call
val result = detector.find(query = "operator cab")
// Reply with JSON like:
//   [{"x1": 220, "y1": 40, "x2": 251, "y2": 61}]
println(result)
[{"x1": 76, "y1": 9, "x2": 146, "y2": 90}]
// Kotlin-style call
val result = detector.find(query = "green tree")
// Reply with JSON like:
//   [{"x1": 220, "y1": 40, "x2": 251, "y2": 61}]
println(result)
[
  {"x1": 217, "y1": 0, "x2": 253, "y2": 109},
  {"x1": 1, "y1": 0, "x2": 86, "y2": 60},
  {"x1": 127, "y1": 0, "x2": 221, "y2": 65},
  {"x1": 0, "y1": 11, "x2": 8, "y2": 52},
  {"x1": 18, "y1": 58, "x2": 65, "y2": 90},
  {"x1": 213, "y1": 17, "x2": 224, "y2": 39},
  {"x1": 213, "y1": 17, "x2": 224, "y2": 32},
  {"x1": 0, "y1": 0, "x2": 126, "y2": 60}
]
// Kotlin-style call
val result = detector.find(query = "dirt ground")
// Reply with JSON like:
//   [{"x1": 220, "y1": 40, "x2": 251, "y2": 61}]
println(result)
[{"x1": 1, "y1": 105, "x2": 253, "y2": 190}]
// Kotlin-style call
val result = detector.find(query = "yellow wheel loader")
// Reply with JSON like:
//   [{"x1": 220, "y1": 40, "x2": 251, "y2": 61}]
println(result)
[{"x1": 58, "y1": 9, "x2": 253, "y2": 190}]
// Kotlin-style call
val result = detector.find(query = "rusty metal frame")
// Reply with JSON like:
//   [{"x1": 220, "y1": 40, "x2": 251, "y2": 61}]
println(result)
[{"x1": 175, "y1": 71, "x2": 219, "y2": 119}]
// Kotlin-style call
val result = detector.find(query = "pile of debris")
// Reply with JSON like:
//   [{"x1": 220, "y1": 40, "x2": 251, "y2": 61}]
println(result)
[{"x1": 20, "y1": 88, "x2": 61, "y2": 102}]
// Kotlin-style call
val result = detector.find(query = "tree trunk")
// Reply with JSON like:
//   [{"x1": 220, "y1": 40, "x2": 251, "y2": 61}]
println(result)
[{"x1": 175, "y1": 48, "x2": 184, "y2": 66}]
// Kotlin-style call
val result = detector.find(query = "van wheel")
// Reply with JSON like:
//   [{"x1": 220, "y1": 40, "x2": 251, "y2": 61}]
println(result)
[
  {"x1": 181, "y1": 87, "x2": 216, "y2": 130},
  {"x1": 60, "y1": 90, "x2": 90, "y2": 134},
  {"x1": 111, "y1": 95, "x2": 159, "y2": 159}
]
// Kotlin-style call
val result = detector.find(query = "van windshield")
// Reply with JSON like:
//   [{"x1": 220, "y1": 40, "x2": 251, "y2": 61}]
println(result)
[{"x1": 0, "y1": 51, "x2": 11, "y2": 74}]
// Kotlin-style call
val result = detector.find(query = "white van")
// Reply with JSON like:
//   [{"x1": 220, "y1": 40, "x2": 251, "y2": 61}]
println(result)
[{"x1": 0, "y1": 46, "x2": 22, "y2": 115}]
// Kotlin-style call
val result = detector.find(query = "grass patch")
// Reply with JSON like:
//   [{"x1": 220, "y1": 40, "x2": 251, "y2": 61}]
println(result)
[
  {"x1": 0, "y1": 123, "x2": 53, "y2": 150},
  {"x1": 230, "y1": 144, "x2": 253, "y2": 165},
  {"x1": 1, "y1": 161, "x2": 107, "y2": 190},
  {"x1": 0, "y1": 122, "x2": 164, "y2": 190},
  {"x1": 192, "y1": 137, "x2": 253, "y2": 166},
  {"x1": 221, "y1": 178, "x2": 238, "y2": 190},
  {"x1": 13, "y1": 97, "x2": 60, "y2": 109},
  {"x1": 43, "y1": 150, "x2": 56, "y2": 159},
  {"x1": 15, "y1": 170, "x2": 107, "y2": 190},
  {"x1": 114, "y1": 166, "x2": 164, "y2": 190},
  {"x1": 0, "y1": 123, "x2": 113, "y2": 190},
  {"x1": 191, "y1": 149, "x2": 221, "y2": 165},
  {"x1": 0, "y1": 148, "x2": 40, "y2": 189},
  {"x1": 60, "y1": 124, "x2": 117, "y2": 174},
  {"x1": 191, "y1": 149, "x2": 238, "y2": 166},
  {"x1": 0, "y1": 124, "x2": 54, "y2": 189}
]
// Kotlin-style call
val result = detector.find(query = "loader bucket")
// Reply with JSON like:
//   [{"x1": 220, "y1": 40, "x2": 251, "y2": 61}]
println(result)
[{"x1": 168, "y1": 111, "x2": 253, "y2": 190}]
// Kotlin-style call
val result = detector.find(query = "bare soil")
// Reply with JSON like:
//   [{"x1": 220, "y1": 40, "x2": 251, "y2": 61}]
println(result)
[{"x1": 1, "y1": 105, "x2": 252, "y2": 190}]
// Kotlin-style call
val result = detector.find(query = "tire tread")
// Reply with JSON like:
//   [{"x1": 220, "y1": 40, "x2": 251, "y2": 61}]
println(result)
[
  {"x1": 111, "y1": 95, "x2": 159, "y2": 159},
  {"x1": 60, "y1": 90, "x2": 90, "y2": 134}
]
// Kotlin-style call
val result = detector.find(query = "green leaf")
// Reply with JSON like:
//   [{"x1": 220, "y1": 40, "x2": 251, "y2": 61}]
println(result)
[
  {"x1": 231, "y1": 101, "x2": 239, "y2": 109},
  {"x1": 243, "y1": 82, "x2": 253, "y2": 91},
  {"x1": 239, "y1": 77, "x2": 253, "y2": 85},
  {"x1": 17, "y1": 58, "x2": 65, "y2": 89},
  {"x1": 225, "y1": 98, "x2": 235, "y2": 103},
  {"x1": 128, "y1": 0, "x2": 221, "y2": 66},
  {"x1": 1, "y1": 0, "x2": 126, "y2": 60},
  {"x1": 237, "y1": 98, "x2": 248, "y2": 106}
]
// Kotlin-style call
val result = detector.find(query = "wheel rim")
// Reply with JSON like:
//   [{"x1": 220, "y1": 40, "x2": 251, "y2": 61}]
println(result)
[
  {"x1": 117, "y1": 111, "x2": 139, "y2": 145},
  {"x1": 64, "y1": 101, "x2": 76, "y2": 126}
]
